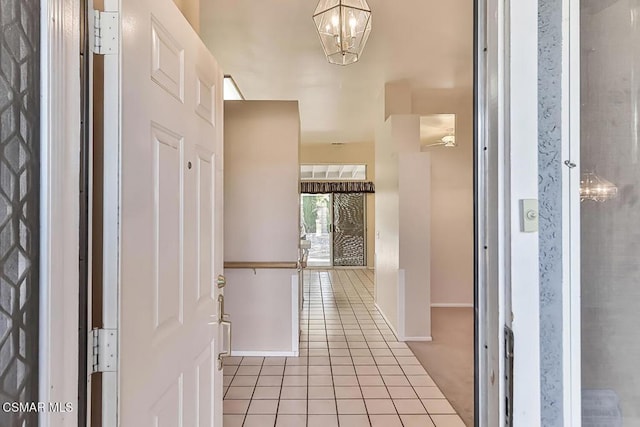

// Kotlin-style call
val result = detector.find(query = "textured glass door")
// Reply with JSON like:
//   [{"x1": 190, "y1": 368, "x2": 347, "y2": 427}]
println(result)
[
  {"x1": 580, "y1": 1, "x2": 640, "y2": 425},
  {"x1": 332, "y1": 193, "x2": 366, "y2": 267},
  {"x1": 0, "y1": 0, "x2": 41, "y2": 426}
]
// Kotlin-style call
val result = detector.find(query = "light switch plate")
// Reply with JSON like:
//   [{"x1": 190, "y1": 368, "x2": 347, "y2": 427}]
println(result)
[{"x1": 521, "y1": 199, "x2": 539, "y2": 233}]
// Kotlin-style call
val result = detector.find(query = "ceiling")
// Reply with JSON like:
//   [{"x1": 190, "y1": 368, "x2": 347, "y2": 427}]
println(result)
[
  {"x1": 200, "y1": 0, "x2": 473, "y2": 144},
  {"x1": 420, "y1": 114, "x2": 456, "y2": 146}
]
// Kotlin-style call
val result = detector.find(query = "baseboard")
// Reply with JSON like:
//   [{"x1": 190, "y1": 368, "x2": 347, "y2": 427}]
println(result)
[
  {"x1": 431, "y1": 303, "x2": 474, "y2": 308},
  {"x1": 374, "y1": 302, "x2": 399, "y2": 338},
  {"x1": 403, "y1": 336, "x2": 433, "y2": 342},
  {"x1": 231, "y1": 351, "x2": 299, "y2": 357}
]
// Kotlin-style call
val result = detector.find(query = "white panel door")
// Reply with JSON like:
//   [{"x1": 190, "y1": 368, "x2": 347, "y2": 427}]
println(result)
[{"x1": 101, "y1": 0, "x2": 225, "y2": 425}]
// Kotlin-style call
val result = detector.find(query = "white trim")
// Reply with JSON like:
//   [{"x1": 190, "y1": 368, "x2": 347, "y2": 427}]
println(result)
[
  {"x1": 291, "y1": 274, "x2": 300, "y2": 355},
  {"x1": 231, "y1": 351, "x2": 299, "y2": 357},
  {"x1": 431, "y1": 303, "x2": 474, "y2": 308},
  {"x1": 476, "y1": 1, "x2": 497, "y2": 424},
  {"x1": 403, "y1": 336, "x2": 433, "y2": 342},
  {"x1": 565, "y1": 0, "x2": 582, "y2": 423},
  {"x1": 39, "y1": 0, "x2": 81, "y2": 426},
  {"x1": 477, "y1": 0, "x2": 512, "y2": 424},
  {"x1": 100, "y1": 0, "x2": 121, "y2": 424},
  {"x1": 509, "y1": 0, "x2": 542, "y2": 423},
  {"x1": 374, "y1": 302, "x2": 399, "y2": 338}
]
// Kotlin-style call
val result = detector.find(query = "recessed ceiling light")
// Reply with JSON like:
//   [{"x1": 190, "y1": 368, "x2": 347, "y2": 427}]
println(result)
[{"x1": 223, "y1": 75, "x2": 244, "y2": 100}]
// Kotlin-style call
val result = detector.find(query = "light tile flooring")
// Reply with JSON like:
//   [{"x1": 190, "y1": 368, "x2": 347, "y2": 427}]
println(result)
[{"x1": 223, "y1": 269, "x2": 466, "y2": 427}]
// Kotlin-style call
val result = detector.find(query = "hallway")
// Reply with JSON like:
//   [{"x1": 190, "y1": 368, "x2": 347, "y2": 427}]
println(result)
[{"x1": 222, "y1": 269, "x2": 466, "y2": 427}]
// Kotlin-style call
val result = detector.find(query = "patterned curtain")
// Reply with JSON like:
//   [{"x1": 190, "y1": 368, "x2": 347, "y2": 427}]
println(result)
[
  {"x1": 300, "y1": 181, "x2": 375, "y2": 194},
  {"x1": 0, "y1": 0, "x2": 41, "y2": 425}
]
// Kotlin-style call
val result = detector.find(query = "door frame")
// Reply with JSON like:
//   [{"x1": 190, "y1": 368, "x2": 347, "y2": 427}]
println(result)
[
  {"x1": 38, "y1": 0, "x2": 554, "y2": 425},
  {"x1": 39, "y1": 0, "x2": 82, "y2": 425},
  {"x1": 301, "y1": 192, "x2": 368, "y2": 268},
  {"x1": 476, "y1": 0, "x2": 543, "y2": 425},
  {"x1": 565, "y1": 0, "x2": 582, "y2": 423}
]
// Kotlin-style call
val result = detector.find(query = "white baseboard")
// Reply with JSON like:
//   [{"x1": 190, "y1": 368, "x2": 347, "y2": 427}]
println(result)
[
  {"x1": 374, "y1": 302, "x2": 399, "y2": 338},
  {"x1": 431, "y1": 303, "x2": 474, "y2": 308},
  {"x1": 231, "y1": 351, "x2": 299, "y2": 357},
  {"x1": 403, "y1": 336, "x2": 433, "y2": 342}
]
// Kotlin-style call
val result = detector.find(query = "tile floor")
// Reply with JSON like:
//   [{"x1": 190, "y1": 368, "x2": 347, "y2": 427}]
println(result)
[{"x1": 223, "y1": 269, "x2": 466, "y2": 427}]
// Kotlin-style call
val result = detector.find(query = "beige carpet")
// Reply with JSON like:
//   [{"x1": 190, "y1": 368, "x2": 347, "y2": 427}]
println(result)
[{"x1": 408, "y1": 307, "x2": 474, "y2": 426}]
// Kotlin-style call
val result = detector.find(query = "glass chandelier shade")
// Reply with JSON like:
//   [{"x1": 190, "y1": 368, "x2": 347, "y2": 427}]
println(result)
[
  {"x1": 313, "y1": 0, "x2": 372, "y2": 65},
  {"x1": 580, "y1": 171, "x2": 618, "y2": 202}
]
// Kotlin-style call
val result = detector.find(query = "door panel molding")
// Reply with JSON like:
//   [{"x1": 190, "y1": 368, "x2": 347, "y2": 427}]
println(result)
[{"x1": 151, "y1": 16, "x2": 185, "y2": 103}]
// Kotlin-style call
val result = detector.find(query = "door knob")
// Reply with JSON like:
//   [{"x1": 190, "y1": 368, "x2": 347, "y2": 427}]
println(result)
[{"x1": 216, "y1": 275, "x2": 226, "y2": 289}]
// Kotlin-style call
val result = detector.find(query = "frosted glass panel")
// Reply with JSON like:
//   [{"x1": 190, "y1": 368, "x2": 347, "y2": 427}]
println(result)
[
  {"x1": 333, "y1": 193, "x2": 365, "y2": 267},
  {"x1": 581, "y1": 1, "x2": 640, "y2": 425}
]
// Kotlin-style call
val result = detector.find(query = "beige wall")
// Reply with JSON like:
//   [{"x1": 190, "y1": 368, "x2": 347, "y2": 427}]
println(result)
[
  {"x1": 374, "y1": 82, "x2": 473, "y2": 340},
  {"x1": 375, "y1": 121, "x2": 399, "y2": 332},
  {"x1": 399, "y1": 151, "x2": 431, "y2": 338},
  {"x1": 172, "y1": 0, "x2": 200, "y2": 33},
  {"x1": 375, "y1": 115, "x2": 432, "y2": 339},
  {"x1": 300, "y1": 142, "x2": 376, "y2": 268},
  {"x1": 412, "y1": 88, "x2": 474, "y2": 306},
  {"x1": 224, "y1": 100, "x2": 300, "y2": 354}
]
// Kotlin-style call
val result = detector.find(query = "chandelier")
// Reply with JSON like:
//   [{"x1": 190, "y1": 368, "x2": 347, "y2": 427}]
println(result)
[
  {"x1": 313, "y1": 0, "x2": 372, "y2": 65},
  {"x1": 580, "y1": 171, "x2": 618, "y2": 202}
]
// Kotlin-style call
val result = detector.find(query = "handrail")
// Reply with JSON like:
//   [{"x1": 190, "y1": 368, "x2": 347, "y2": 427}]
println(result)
[{"x1": 224, "y1": 261, "x2": 299, "y2": 269}]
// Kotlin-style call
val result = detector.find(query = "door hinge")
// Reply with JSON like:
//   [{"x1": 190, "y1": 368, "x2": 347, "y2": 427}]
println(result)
[
  {"x1": 91, "y1": 11, "x2": 119, "y2": 55},
  {"x1": 91, "y1": 328, "x2": 118, "y2": 374}
]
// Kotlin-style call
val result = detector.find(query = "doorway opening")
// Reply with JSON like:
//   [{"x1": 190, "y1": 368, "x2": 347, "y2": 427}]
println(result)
[
  {"x1": 32, "y1": 2, "x2": 520, "y2": 424},
  {"x1": 300, "y1": 193, "x2": 332, "y2": 267},
  {"x1": 301, "y1": 192, "x2": 367, "y2": 268},
  {"x1": 203, "y1": 0, "x2": 476, "y2": 422}
]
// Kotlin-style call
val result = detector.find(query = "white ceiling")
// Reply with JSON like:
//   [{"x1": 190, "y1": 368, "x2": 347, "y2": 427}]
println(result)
[{"x1": 200, "y1": 0, "x2": 473, "y2": 144}]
